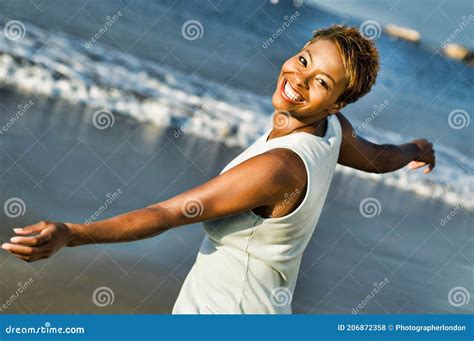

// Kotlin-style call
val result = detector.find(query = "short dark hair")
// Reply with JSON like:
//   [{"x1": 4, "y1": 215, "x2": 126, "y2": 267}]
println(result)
[{"x1": 303, "y1": 25, "x2": 380, "y2": 105}]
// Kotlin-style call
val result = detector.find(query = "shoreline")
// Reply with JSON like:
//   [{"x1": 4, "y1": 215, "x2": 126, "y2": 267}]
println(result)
[{"x1": 0, "y1": 96, "x2": 472, "y2": 314}]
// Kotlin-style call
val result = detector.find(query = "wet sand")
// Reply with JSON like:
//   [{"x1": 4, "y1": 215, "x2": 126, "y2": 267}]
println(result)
[{"x1": 0, "y1": 92, "x2": 472, "y2": 314}]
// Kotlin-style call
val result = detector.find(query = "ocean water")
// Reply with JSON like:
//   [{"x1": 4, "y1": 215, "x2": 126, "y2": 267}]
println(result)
[
  {"x1": 0, "y1": 89, "x2": 471, "y2": 314},
  {"x1": 311, "y1": 0, "x2": 474, "y2": 49},
  {"x1": 0, "y1": 0, "x2": 472, "y2": 209},
  {"x1": 0, "y1": 0, "x2": 473, "y2": 315}
]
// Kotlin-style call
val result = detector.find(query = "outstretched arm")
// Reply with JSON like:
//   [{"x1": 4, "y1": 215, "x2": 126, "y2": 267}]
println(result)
[
  {"x1": 336, "y1": 112, "x2": 436, "y2": 174},
  {"x1": 2, "y1": 149, "x2": 306, "y2": 262}
]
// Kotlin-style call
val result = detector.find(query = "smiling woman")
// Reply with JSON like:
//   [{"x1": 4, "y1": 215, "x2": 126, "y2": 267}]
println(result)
[
  {"x1": 272, "y1": 26, "x2": 380, "y2": 125},
  {"x1": 2, "y1": 25, "x2": 435, "y2": 314}
]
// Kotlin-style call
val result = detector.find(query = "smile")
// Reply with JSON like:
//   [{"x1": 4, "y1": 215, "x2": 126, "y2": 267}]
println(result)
[{"x1": 281, "y1": 79, "x2": 305, "y2": 104}]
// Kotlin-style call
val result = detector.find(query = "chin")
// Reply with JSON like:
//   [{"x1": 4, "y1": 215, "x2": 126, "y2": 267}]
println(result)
[{"x1": 271, "y1": 92, "x2": 292, "y2": 113}]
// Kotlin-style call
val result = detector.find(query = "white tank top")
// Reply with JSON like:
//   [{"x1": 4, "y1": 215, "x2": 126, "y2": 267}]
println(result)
[{"x1": 172, "y1": 114, "x2": 342, "y2": 314}]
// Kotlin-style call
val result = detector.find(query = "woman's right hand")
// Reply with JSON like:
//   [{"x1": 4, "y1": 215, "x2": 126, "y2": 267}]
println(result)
[{"x1": 1, "y1": 220, "x2": 73, "y2": 262}]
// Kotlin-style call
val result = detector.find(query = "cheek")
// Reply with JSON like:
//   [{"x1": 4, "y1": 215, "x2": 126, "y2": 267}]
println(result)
[
  {"x1": 308, "y1": 87, "x2": 330, "y2": 106},
  {"x1": 298, "y1": 88, "x2": 336, "y2": 114},
  {"x1": 281, "y1": 59, "x2": 296, "y2": 73}
]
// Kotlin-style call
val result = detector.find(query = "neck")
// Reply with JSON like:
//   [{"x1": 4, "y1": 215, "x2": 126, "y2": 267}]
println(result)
[{"x1": 270, "y1": 111, "x2": 330, "y2": 139}]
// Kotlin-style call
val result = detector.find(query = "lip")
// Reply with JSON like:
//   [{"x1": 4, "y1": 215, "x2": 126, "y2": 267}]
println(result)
[{"x1": 280, "y1": 78, "x2": 305, "y2": 104}]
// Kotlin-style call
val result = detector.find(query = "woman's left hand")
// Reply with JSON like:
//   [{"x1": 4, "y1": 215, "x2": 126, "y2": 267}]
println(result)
[
  {"x1": 408, "y1": 138, "x2": 436, "y2": 174},
  {"x1": 1, "y1": 220, "x2": 72, "y2": 262}
]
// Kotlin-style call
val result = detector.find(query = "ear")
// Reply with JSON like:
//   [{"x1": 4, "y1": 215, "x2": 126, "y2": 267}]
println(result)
[{"x1": 327, "y1": 101, "x2": 345, "y2": 115}]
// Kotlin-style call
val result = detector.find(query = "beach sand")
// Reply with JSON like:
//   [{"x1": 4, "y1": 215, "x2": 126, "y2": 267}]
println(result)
[{"x1": 0, "y1": 92, "x2": 472, "y2": 314}]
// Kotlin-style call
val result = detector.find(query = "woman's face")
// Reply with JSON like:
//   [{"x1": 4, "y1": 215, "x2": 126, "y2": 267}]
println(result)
[{"x1": 272, "y1": 39, "x2": 348, "y2": 119}]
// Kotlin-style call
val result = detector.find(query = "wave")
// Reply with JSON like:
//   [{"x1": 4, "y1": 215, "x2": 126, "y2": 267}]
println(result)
[
  {"x1": 0, "y1": 17, "x2": 472, "y2": 209},
  {"x1": 0, "y1": 16, "x2": 272, "y2": 147}
]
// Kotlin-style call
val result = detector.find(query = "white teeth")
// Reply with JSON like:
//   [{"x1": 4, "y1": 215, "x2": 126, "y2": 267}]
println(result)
[{"x1": 284, "y1": 81, "x2": 303, "y2": 102}]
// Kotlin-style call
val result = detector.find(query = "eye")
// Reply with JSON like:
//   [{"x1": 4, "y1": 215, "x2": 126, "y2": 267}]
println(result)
[
  {"x1": 299, "y1": 56, "x2": 307, "y2": 67},
  {"x1": 317, "y1": 78, "x2": 328, "y2": 90}
]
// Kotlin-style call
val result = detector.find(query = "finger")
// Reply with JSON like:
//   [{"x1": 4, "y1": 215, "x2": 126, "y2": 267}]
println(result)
[
  {"x1": 11, "y1": 228, "x2": 51, "y2": 246},
  {"x1": 409, "y1": 161, "x2": 427, "y2": 170},
  {"x1": 10, "y1": 233, "x2": 50, "y2": 247},
  {"x1": 1, "y1": 243, "x2": 39, "y2": 256},
  {"x1": 13, "y1": 222, "x2": 47, "y2": 235},
  {"x1": 424, "y1": 159, "x2": 436, "y2": 174},
  {"x1": 409, "y1": 161, "x2": 425, "y2": 167}
]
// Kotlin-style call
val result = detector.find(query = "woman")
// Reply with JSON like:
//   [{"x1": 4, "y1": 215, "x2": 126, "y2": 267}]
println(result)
[{"x1": 2, "y1": 25, "x2": 435, "y2": 313}]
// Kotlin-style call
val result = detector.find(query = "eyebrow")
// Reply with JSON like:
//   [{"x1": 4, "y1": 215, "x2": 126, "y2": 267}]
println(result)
[{"x1": 304, "y1": 49, "x2": 336, "y2": 87}]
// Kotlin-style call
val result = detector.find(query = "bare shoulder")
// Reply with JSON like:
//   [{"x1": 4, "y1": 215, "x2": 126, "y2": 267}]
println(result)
[
  {"x1": 335, "y1": 112, "x2": 355, "y2": 141},
  {"x1": 247, "y1": 148, "x2": 307, "y2": 193}
]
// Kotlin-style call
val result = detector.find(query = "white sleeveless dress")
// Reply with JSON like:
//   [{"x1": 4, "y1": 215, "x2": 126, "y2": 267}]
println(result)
[{"x1": 172, "y1": 114, "x2": 342, "y2": 314}]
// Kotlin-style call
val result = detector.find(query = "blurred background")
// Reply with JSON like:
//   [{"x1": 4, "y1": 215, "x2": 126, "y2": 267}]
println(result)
[{"x1": 0, "y1": 0, "x2": 472, "y2": 314}]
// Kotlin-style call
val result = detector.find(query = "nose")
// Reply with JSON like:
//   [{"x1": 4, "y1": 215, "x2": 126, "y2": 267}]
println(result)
[{"x1": 293, "y1": 73, "x2": 309, "y2": 90}]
